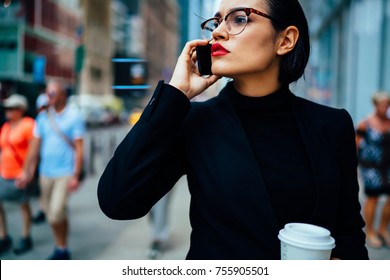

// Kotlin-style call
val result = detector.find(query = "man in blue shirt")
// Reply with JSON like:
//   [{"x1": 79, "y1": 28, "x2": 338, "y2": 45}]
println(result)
[{"x1": 17, "y1": 79, "x2": 85, "y2": 260}]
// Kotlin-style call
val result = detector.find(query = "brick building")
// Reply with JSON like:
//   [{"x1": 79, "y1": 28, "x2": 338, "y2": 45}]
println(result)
[{"x1": 0, "y1": 0, "x2": 81, "y2": 114}]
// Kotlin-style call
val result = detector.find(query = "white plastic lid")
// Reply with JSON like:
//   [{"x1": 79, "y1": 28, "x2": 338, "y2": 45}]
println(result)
[{"x1": 278, "y1": 223, "x2": 335, "y2": 250}]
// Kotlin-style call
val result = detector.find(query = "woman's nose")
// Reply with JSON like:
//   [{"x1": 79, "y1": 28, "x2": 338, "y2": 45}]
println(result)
[{"x1": 212, "y1": 20, "x2": 229, "y2": 41}]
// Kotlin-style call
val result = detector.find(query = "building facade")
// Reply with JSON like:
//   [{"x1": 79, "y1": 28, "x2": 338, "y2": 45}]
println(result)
[
  {"x1": 78, "y1": 0, "x2": 112, "y2": 97},
  {"x1": 300, "y1": 0, "x2": 390, "y2": 124},
  {"x1": 1, "y1": 0, "x2": 222, "y2": 111},
  {"x1": 141, "y1": 0, "x2": 180, "y2": 88},
  {"x1": 0, "y1": 0, "x2": 81, "y2": 85},
  {"x1": 108, "y1": 0, "x2": 180, "y2": 109},
  {"x1": 0, "y1": 0, "x2": 82, "y2": 116}
]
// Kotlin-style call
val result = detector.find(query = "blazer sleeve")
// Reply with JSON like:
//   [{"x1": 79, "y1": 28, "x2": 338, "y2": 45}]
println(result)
[
  {"x1": 331, "y1": 109, "x2": 369, "y2": 259},
  {"x1": 97, "y1": 81, "x2": 190, "y2": 220}
]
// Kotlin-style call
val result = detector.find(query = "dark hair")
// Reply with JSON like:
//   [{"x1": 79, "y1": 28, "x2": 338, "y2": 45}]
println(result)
[{"x1": 266, "y1": 0, "x2": 310, "y2": 85}]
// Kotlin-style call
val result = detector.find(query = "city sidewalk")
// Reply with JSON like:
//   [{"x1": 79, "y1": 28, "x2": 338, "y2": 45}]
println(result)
[
  {"x1": 0, "y1": 125, "x2": 192, "y2": 260},
  {"x1": 0, "y1": 171, "x2": 191, "y2": 260},
  {"x1": 96, "y1": 175, "x2": 191, "y2": 260}
]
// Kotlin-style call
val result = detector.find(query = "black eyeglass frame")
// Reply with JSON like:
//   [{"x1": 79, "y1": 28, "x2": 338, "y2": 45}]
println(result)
[{"x1": 200, "y1": 7, "x2": 276, "y2": 38}]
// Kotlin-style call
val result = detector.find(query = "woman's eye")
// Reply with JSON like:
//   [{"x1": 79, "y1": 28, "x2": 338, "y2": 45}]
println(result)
[{"x1": 233, "y1": 15, "x2": 247, "y2": 25}]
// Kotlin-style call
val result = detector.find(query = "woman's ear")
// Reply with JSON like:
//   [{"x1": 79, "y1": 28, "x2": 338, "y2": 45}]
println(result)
[{"x1": 276, "y1": 26, "x2": 299, "y2": 56}]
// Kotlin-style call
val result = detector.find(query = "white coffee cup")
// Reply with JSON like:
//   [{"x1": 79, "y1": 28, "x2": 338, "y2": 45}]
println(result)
[{"x1": 278, "y1": 223, "x2": 335, "y2": 260}]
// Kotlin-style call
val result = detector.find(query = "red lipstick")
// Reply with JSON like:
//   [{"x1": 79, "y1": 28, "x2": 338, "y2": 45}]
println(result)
[{"x1": 211, "y1": 43, "x2": 229, "y2": 56}]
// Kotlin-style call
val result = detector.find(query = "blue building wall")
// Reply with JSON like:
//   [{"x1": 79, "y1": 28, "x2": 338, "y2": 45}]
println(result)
[{"x1": 302, "y1": 0, "x2": 390, "y2": 125}]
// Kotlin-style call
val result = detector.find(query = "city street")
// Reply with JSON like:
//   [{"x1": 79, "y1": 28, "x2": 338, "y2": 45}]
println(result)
[
  {"x1": 0, "y1": 125, "x2": 191, "y2": 260},
  {"x1": 1, "y1": 125, "x2": 389, "y2": 260}
]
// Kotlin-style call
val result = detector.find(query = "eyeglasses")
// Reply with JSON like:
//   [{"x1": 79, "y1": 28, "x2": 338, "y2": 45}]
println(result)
[{"x1": 200, "y1": 8, "x2": 275, "y2": 41}]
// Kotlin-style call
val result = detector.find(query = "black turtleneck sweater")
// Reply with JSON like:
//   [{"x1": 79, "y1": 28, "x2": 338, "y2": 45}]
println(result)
[{"x1": 229, "y1": 85, "x2": 316, "y2": 228}]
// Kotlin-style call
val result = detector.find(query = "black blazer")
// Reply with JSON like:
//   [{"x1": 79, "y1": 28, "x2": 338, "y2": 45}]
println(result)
[{"x1": 98, "y1": 81, "x2": 368, "y2": 260}]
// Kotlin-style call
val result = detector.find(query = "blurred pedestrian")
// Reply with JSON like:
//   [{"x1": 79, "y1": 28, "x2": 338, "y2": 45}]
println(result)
[
  {"x1": 36, "y1": 93, "x2": 49, "y2": 113},
  {"x1": 356, "y1": 90, "x2": 390, "y2": 248},
  {"x1": 30, "y1": 93, "x2": 49, "y2": 224},
  {"x1": 147, "y1": 192, "x2": 173, "y2": 259},
  {"x1": 98, "y1": 0, "x2": 368, "y2": 259},
  {"x1": 0, "y1": 94, "x2": 35, "y2": 255},
  {"x1": 129, "y1": 108, "x2": 174, "y2": 259},
  {"x1": 17, "y1": 79, "x2": 86, "y2": 260}
]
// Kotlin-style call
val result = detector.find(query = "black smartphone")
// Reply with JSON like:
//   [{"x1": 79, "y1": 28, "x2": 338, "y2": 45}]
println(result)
[{"x1": 196, "y1": 44, "x2": 212, "y2": 76}]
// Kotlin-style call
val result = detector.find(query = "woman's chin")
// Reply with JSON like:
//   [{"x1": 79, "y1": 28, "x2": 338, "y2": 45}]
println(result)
[{"x1": 211, "y1": 67, "x2": 230, "y2": 78}]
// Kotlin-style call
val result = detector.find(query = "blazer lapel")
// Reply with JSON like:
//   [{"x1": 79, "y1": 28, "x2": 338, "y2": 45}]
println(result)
[{"x1": 290, "y1": 94, "x2": 339, "y2": 223}]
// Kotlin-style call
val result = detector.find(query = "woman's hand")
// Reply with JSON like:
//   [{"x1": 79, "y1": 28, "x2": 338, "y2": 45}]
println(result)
[
  {"x1": 15, "y1": 171, "x2": 32, "y2": 189},
  {"x1": 169, "y1": 39, "x2": 220, "y2": 99}
]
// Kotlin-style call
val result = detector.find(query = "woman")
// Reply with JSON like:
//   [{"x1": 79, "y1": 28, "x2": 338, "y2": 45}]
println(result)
[
  {"x1": 356, "y1": 91, "x2": 390, "y2": 248},
  {"x1": 98, "y1": 0, "x2": 368, "y2": 259},
  {"x1": 0, "y1": 94, "x2": 35, "y2": 255}
]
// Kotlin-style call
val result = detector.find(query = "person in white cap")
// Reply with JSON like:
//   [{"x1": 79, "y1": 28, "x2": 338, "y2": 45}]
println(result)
[
  {"x1": 0, "y1": 94, "x2": 35, "y2": 256},
  {"x1": 36, "y1": 93, "x2": 49, "y2": 113}
]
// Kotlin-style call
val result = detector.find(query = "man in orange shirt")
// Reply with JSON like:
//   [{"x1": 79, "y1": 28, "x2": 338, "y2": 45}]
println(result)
[{"x1": 0, "y1": 94, "x2": 35, "y2": 256}]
